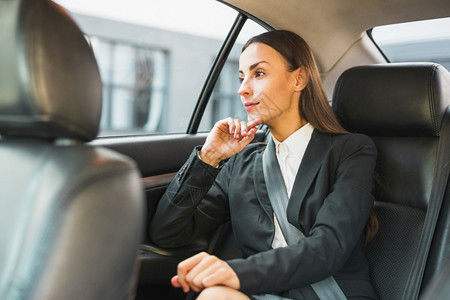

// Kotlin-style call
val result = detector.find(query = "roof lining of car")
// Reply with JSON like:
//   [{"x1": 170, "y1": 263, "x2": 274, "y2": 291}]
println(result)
[{"x1": 222, "y1": 0, "x2": 450, "y2": 72}]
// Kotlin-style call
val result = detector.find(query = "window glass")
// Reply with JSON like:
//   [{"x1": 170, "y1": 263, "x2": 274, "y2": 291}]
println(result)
[
  {"x1": 198, "y1": 20, "x2": 267, "y2": 131},
  {"x1": 88, "y1": 37, "x2": 169, "y2": 134},
  {"x1": 371, "y1": 17, "x2": 450, "y2": 71},
  {"x1": 53, "y1": 0, "x2": 241, "y2": 136}
]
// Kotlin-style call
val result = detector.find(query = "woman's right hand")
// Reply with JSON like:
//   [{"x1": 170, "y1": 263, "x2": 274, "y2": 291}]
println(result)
[
  {"x1": 171, "y1": 252, "x2": 240, "y2": 293},
  {"x1": 199, "y1": 117, "x2": 261, "y2": 167}
]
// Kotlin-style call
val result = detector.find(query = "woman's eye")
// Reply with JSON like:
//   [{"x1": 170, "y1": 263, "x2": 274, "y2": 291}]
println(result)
[
  {"x1": 239, "y1": 76, "x2": 244, "y2": 83},
  {"x1": 255, "y1": 71, "x2": 264, "y2": 77}
]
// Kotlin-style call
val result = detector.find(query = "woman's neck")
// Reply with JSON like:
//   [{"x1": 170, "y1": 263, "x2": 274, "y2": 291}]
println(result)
[{"x1": 269, "y1": 117, "x2": 307, "y2": 142}]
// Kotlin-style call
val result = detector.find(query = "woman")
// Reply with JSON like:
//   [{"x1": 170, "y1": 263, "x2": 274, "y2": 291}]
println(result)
[{"x1": 150, "y1": 30, "x2": 378, "y2": 300}]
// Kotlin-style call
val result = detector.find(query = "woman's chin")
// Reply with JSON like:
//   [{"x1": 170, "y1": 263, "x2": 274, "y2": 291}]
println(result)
[{"x1": 247, "y1": 113, "x2": 263, "y2": 124}]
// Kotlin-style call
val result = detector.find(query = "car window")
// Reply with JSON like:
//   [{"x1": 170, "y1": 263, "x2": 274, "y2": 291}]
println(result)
[
  {"x1": 53, "y1": 0, "x2": 248, "y2": 137},
  {"x1": 370, "y1": 17, "x2": 450, "y2": 71}
]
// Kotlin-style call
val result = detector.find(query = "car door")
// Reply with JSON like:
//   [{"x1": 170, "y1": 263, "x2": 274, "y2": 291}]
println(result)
[{"x1": 53, "y1": 0, "x2": 267, "y2": 299}]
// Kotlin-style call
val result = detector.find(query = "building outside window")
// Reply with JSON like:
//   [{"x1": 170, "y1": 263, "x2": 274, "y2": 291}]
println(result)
[{"x1": 88, "y1": 36, "x2": 169, "y2": 136}]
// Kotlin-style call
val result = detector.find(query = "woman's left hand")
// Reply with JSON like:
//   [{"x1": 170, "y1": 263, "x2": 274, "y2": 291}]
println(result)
[{"x1": 171, "y1": 252, "x2": 240, "y2": 293}]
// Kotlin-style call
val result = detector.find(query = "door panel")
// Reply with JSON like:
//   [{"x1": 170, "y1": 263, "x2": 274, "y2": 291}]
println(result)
[
  {"x1": 92, "y1": 133, "x2": 208, "y2": 177},
  {"x1": 93, "y1": 133, "x2": 208, "y2": 233}
]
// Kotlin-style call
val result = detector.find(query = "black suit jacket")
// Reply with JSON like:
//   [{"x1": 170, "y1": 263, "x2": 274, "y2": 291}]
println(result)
[{"x1": 150, "y1": 130, "x2": 378, "y2": 299}]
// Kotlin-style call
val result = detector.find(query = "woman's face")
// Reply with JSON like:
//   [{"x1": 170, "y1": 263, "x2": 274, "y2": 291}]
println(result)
[{"x1": 238, "y1": 42, "x2": 305, "y2": 126}]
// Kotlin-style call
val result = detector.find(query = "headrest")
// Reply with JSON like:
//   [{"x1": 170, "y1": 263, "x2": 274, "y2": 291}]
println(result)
[
  {"x1": 0, "y1": 0, "x2": 102, "y2": 141},
  {"x1": 332, "y1": 63, "x2": 450, "y2": 137}
]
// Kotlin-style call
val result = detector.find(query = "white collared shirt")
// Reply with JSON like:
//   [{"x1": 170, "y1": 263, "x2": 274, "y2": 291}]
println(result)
[{"x1": 271, "y1": 123, "x2": 314, "y2": 248}]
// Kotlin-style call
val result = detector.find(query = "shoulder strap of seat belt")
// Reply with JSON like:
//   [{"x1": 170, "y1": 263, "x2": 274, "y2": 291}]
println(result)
[
  {"x1": 262, "y1": 138, "x2": 347, "y2": 300},
  {"x1": 404, "y1": 107, "x2": 450, "y2": 300}
]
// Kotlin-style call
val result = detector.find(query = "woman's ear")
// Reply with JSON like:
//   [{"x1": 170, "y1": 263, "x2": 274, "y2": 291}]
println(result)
[{"x1": 294, "y1": 67, "x2": 308, "y2": 92}]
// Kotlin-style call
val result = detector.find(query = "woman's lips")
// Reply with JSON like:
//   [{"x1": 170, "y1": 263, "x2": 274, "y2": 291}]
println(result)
[{"x1": 244, "y1": 102, "x2": 259, "y2": 111}]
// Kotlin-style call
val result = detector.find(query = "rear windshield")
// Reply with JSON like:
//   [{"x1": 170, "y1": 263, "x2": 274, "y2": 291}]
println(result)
[{"x1": 371, "y1": 17, "x2": 450, "y2": 71}]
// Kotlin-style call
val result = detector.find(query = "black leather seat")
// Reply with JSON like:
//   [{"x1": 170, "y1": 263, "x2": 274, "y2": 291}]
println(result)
[
  {"x1": 0, "y1": 0, "x2": 144, "y2": 299},
  {"x1": 332, "y1": 63, "x2": 450, "y2": 299}
]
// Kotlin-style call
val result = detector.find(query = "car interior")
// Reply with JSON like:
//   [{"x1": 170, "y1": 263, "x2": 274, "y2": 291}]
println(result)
[{"x1": 0, "y1": 0, "x2": 449, "y2": 299}]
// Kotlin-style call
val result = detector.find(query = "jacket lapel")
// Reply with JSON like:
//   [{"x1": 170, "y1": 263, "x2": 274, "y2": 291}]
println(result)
[{"x1": 286, "y1": 130, "x2": 331, "y2": 226}]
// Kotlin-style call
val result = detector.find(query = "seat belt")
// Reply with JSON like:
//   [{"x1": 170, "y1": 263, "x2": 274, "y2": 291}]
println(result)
[
  {"x1": 403, "y1": 107, "x2": 450, "y2": 300},
  {"x1": 262, "y1": 138, "x2": 347, "y2": 300}
]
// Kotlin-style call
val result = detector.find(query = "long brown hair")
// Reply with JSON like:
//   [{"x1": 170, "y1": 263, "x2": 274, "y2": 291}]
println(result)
[
  {"x1": 242, "y1": 30, "x2": 347, "y2": 134},
  {"x1": 243, "y1": 30, "x2": 378, "y2": 243}
]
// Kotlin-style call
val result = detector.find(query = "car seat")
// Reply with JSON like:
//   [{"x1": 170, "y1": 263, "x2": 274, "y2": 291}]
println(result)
[
  {"x1": 332, "y1": 63, "x2": 450, "y2": 299},
  {"x1": 0, "y1": 0, "x2": 145, "y2": 299}
]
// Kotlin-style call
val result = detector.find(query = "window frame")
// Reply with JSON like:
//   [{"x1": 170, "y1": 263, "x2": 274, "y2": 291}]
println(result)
[
  {"x1": 186, "y1": 11, "x2": 272, "y2": 134},
  {"x1": 366, "y1": 28, "x2": 390, "y2": 63},
  {"x1": 186, "y1": 13, "x2": 247, "y2": 134}
]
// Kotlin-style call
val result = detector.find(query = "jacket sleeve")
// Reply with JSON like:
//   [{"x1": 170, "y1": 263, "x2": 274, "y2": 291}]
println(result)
[
  {"x1": 228, "y1": 134, "x2": 377, "y2": 295},
  {"x1": 149, "y1": 146, "x2": 232, "y2": 248}
]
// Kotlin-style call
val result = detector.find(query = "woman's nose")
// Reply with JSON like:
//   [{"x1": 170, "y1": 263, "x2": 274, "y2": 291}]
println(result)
[{"x1": 238, "y1": 78, "x2": 252, "y2": 97}]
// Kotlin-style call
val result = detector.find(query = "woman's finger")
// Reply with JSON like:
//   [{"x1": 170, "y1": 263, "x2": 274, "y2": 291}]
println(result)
[
  {"x1": 240, "y1": 120, "x2": 248, "y2": 136},
  {"x1": 201, "y1": 261, "x2": 240, "y2": 290},
  {"x1": 233, "y1": 119, "x2": 242, "y2": 139},
  {"x1": 171, "y1": 275, "x2": 181, "y2": 288},
  {"x1": 184, "y1": 254, "x2": 220, "y2": 292},
  {"x1": 242, "y1": 127, "x2": 258, "y2": 141},
  {"x1": 247, "y1": 118, "x2": 262, "y2": 130},
  {"x1": 226, "y1": 117, "x2": 235, "y2": 136},
  {"x1": 176, "y1": 252, "x2": 209, "y2": 293}
]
